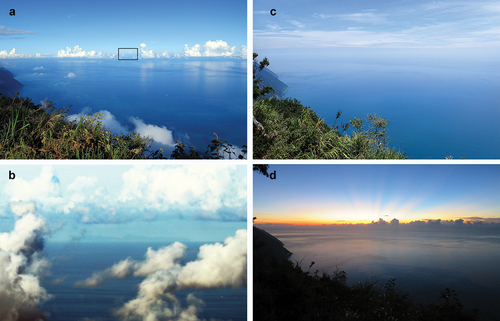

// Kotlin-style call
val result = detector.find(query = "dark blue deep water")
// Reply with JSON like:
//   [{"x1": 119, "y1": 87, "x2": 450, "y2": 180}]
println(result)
[
  {"x1": 270, "y1": 56, "x2": 500, "y2": 159},
  {"x1": 41, "y1": 242, "x2": 247, "y2": 321},
  {"x1": 1, "y1": 58, "x2": 246, "y2": 154}
]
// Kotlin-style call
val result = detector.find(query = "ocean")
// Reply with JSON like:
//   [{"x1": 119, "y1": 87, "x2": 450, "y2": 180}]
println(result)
[
  {"x1": 41, "y1": 242, "x2": 247, "y2": 321},
  {"x1": 257, "y1": 224, "x2": 500, "y2": 318},
  {"x1": 265, "y1": 53, "x2": 500, "y2": 159},
  {"x1": 1, "y1": 58, "x2": 246, "y2": 155}
]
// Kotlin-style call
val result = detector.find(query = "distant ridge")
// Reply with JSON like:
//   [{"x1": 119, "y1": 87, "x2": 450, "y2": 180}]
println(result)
[
  {"x1": 254, "y1": 62, "x2": 289, "y2": 100},
  {"x1": 254, "y1": 226, "x2": 292, "y2": 262},
  {"x1": 0, "y1": 66, "x2": 23, "y2": 97}
]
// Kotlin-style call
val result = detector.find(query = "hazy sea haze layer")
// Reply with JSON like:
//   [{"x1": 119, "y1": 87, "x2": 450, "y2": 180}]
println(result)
[
  {"x1": 269, "y1": 54, "x2": 500, "y2": 159},
  {"x1": 1, "y1": 58, "x2": 246, "y2": 154},
  {"x1": 257, "y1": 224, "x2": 500, "y2": 318},
  {"x1": 41, "y1": 242, "x2": 247, "y2": 321}
]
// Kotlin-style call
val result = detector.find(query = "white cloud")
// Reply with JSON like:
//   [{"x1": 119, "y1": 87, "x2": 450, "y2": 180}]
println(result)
[
  {"x1": 0, "y1": 206, "x2": 51, "y2": 320},
  {"x1": 0, "y1": 48, "x2": 29, "y2": 58},
  {"x1": 0, "y1": 26, "x2": 35, "y2": 35},
  {"x1": 32, "y1": 66, "x2": 44, "y2": 71},
  {"x1": 202, "y1": 40, "x2": 236, "y2": 57},
  {"x1": 140, "y1": 43, "x2": 154, "y2": 58},
  {"x1": 119, "y1": 165, "x2": 247, "y2": 217},
  {"x1": 239, "y1": 45, "x2": 248, "y2": 59},
  {"x1": 5, "y1": 166, "x2": 61, "y2": 205},
  {"x1": 77, "y1": 230, "x2": 247, "y2": 321},
  {"x1": 129, "y1": 117, "x2": 175, "y2": 147},
  {"x1": 157, "y1": 50, "x2": 170, "y2": 58},
  {"x1": 313, "y1": 13, "x2": 333, "y2": 19},
  {"x1": 98, "y1": 110, "x2": 129, "y2": 133},
  {"x1": 56, "y1": 45, "x2": 105, "y2": 58},
  {"x1": 64, "y1": 72, "x2": 76, "y2": 78},
  {"x1": 183, "y1": 40, "x2": 246, "y2": 58},
  {"x1": 183, "y1": 43, "x2": 202, "y2": 57},
  {"x1": 288, "y1": 20, "x2": 305, "y2": 28},
  {"x1": 336, "y1": 11, "x2": 390, "y2": 25}
]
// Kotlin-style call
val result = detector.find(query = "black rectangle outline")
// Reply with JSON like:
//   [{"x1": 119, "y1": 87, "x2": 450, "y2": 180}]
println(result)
[{"x1": 118, "y1": 48, "x2": 139, "y2": 60}]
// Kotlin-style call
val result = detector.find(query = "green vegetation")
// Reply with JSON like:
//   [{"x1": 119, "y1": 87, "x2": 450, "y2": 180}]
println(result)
[
  {"x1": 254, "y1": 245, "x2": 483, "y2": 321},
  {"x1": 0, "y1": 93, "x2": 246, "y2": 159},
  {"x1": 253, "y1": 53, "x2": 407, "y2": 159}
]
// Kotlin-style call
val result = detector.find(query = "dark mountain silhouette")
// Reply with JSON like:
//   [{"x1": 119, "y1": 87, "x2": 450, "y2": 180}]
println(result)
[
  {"x1": 0, "y1": 66, "x2": 23, "y2": 97},
  {"x1": 253, "y1": 226, "x2": 292, "y2": 262}
]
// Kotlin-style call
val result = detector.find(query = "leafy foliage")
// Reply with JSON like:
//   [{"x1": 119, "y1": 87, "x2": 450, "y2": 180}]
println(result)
[
  {"x1": 0, "y1": 93, "x2": 246, "y2": 159},
  {"x1": 252, "y1": 54, "x2": 407, "y2": 159},
  {"x1": 0, "y1": 94, "x2": 151, "y2": 159},
  {"x1": 253, "y1": 97, "x2": 407, "y2": 159}
]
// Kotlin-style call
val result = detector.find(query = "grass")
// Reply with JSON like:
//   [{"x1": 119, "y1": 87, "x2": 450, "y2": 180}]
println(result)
[
  {"x1": 0, "y1": 93, "x2": 151, "y2": 159},
  {"x1": 253, "y1": 97, "x2": 408, "y2": 159},
  {"x1": 0, "y1": 93, "x2": 246, "y2": 159}
]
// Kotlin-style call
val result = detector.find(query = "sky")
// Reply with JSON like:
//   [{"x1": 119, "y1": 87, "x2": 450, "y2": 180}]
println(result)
[
  {"x1": 254, "y1": 0, "x2": 500, "y2": 63},
  {"x1": 0, "y1": 0, "x2": 247, "y2": 58},
  {"x1": 0, "y1": 164, "x2": 247, "y2": 243},
  {"x1": 254, "y1": 165, "x2": 500, "y2": 225}
]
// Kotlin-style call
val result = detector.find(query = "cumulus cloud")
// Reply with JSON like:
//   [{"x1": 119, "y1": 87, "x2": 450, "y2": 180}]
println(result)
[
  {"x1": 202, "y1": 40, "x2": 236, "y2": 57},
  {"x1": 56, "y1": 45, "x2": 105, "y2": 58},
  {"x1": 118, "y1": 165, "x2": 247, "y2": 218},
  {"x1": 64, "y1": 72, "x2": 76, "y2": 78},
  {"x1": 0, "y1": 48, "x2": 29, "y2": 58},
  {"x1": 32, "y1": 66, "x2": 44, "y2": 71},
  {"x1": 157, "y1": 50, "x2": 170, "y2": 58},
  {"x1": 75, "y1": 242, "x2": 187, "y2": 287},
  {"x1": 0, "y1": 202, "x2": 51, "y2": 320},
  {"x1": 182, "y1": 40, "x2": 246, "y2": 58},
  {"x1": 239, "y1": 45, "x2": 247, "y2": 59},
  {"x1": 5, "y1": 166, "x2": 61, "y2": 205},
  {"x1": 183, "y1": 43, "x2": 202, "y2": 57},
  {"x1": 130, "y1": 117, "x2": 175, "y2": 147},
  {"x1": 66, "y1": 109, "x2": 176, "y2": 148},
  {"x1": 75, "y1": 230, "x2": 247, "y2": 321},
  {"x1": 140, "y1": 43, "x2": 154, "y2": 58}
]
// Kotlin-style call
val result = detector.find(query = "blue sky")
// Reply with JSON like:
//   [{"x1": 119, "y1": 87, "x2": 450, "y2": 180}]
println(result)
[
  {"x1": 254, "y1": 0, "x2": 500, "y2": 63},
  {"x1": 0, "y1": 0, "x2": 247, "y2": 58},
  {"x1": 254, "y1": 165, "x2": 500, "y2": 225},
  {"x1": 0, "y1": 165, "x2": 247, "y2": 242}
]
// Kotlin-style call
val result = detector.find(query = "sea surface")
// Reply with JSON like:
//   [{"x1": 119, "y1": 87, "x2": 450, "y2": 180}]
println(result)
[
  {"x1": 1, "y1": 58, "x2": 246, "y2": 155},
  {"x1": 41, "y1": 242, "x2": 247, "y2": 321},
  {"x1": 257, "y1": 224, "x2": 500, "y2": 318},
  {"x1": 268, "y1": 56, "x2": 500, "y2": 159}
]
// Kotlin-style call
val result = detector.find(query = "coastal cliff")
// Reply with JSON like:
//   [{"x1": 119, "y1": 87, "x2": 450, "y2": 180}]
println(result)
[{"x1": 0, "y1": 66, "x2": 23, "y2": 97}]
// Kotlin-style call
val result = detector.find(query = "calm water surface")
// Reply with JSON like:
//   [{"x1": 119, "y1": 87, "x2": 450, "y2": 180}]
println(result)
[{"x1": 258, "y1": 224, "x2": 500, "y2": 317}]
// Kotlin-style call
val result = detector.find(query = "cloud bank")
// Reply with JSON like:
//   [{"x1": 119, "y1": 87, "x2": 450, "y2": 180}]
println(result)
[
  {"x1": 56, "y1": 45, "x2": 107, "y2": 58},
  {"x1": 2, "y1": 40, "x2": 245, "y2": 59},
  {"x1": 0, "y1": 202, "x2": 51, "y2": 320},
  {"x1": 75, "y1": 229, "x2": 247, "y2": 321},
  {"x1": 2, "y1": 165, "x2": 246, "y2": 225},
  {"x1": 183, "y1": 40, "x2": 247, "y2": 58}
]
